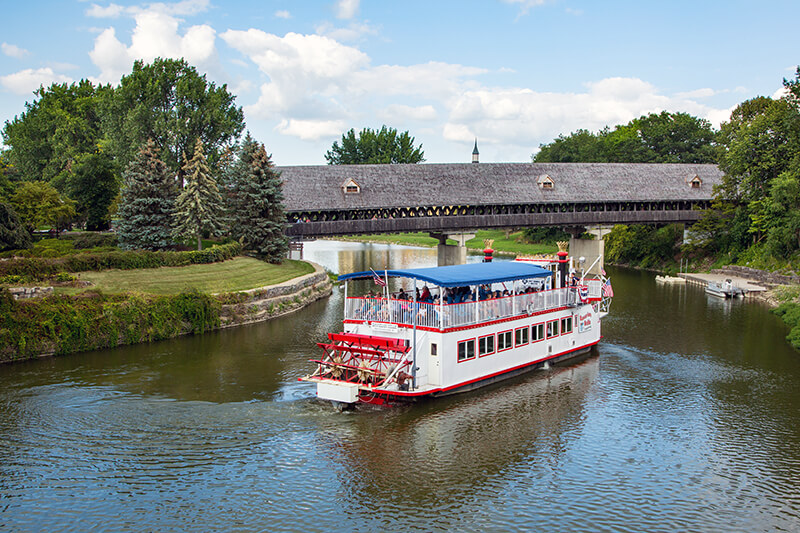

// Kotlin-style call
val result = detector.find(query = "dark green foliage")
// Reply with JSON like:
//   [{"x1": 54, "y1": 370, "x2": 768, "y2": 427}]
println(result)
[
  {"x1": 0, "y1": 288, "x2": 220, "y2": 361},
  {"x1": 605, "y1": 224, "x2": 683, "y2": 267},
  {"x1": 522, "y1": 227, "x2": 571, "y2": 243},
  {"x1": 66, "y1": 150, "x2": 119, "y2": 230},
  {"x1": 771, "y1": 302, "x2": 800, "y2": 351},
  {"x1": 534, "y1": 111, "x2": 717, "y2": 164},
  {"x1": 102, "y1": 58, "x2": 244, "y2": 183},
  {"x1": 173, "y1": 139, "x2": 226, "y2": 251},
  {"x1": 0, "y1": 241, "x2": 242, "y2": 280},
  {"x1": 116, "y1": 140, "x2": 176, "y2": 250},
  {"x1": 1, "y1": 80, "x2": 105, "y2": 186},
  {"x1": 63, "y1": 232, "x2": 118, "y2": 249},
  {"x1": 0, "y1": 202, "x2": 31, "y2": 251},
  {"x1": 226, "y1": 136, "x2": 288, "y2": 263},
  {"x1": 326, "y1": 125, "x2": 425, "y2": 164}
]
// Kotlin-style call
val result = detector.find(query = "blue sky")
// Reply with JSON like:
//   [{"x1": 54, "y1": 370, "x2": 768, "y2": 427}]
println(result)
[{"x1": 1, "y1": 0, "x2": 798, "y2": 165}]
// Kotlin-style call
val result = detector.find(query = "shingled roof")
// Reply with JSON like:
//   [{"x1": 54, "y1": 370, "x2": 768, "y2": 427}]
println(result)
[{"x1": 277, "y1": 162, "x2": 723, "y2": 212}]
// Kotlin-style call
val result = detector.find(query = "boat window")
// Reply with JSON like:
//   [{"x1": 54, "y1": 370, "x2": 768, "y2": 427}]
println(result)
[
  {"x1": 498, "y1": 330, "x2": 513, "y2": 351},
  {"x1": 457, "y1": 339, "x2": 476, "y2": 362},
  {"x1": 561, "y1": 316, "x2": 573, "y2": 334},
  {"x1": 431, "y1": 343, "x2": 438, "y2": 356},
  {"x1": 478, "y1": 334, "x2": 495, "y2": 357},
  {"x1": 515, "y1": 327, "x2": 529, "y2": 346},
  {"x1": 531, "y1": 323, "x2": 544, "y2": 342},
  {"x1": 546, "y1": 320, "x2": 559, "y2": 339}
]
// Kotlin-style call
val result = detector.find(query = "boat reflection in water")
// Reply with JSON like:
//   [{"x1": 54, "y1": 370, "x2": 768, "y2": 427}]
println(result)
[{"x1": 316, "y1": 354, "x2": 599, "y2": 521}]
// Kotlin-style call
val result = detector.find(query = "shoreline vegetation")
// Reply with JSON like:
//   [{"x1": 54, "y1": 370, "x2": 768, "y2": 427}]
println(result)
[{"x1": 0, "y1": 242, "x2": 330, "y2": 363}]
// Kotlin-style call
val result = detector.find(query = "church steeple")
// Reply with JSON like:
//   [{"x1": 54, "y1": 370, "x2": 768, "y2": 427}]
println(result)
[{"x1": 472, "y1": 139, "x2": 479, "y2": 163}]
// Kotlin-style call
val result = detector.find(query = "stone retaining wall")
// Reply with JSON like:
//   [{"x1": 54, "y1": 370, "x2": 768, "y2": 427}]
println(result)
[
  {"x1": 712, "y1": 265, "x2": 800, "y2": 286},
  {"x1": 7, "y1": 286, "x2": 54, "y2": 300},
  {"x1": 219, "y1": 262, "x2": 333, "y2": 328}
]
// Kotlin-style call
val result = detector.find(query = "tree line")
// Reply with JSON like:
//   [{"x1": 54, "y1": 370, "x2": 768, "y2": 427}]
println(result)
[
  {"x1": 0, "y1": 57, "x2": 287, "y2": 262},
  {"x1": 534, "y1": 68, "x2": 800, "y2": 270}
]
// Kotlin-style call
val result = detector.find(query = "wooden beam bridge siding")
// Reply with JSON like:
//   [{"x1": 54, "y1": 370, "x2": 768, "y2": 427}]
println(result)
[{"x1": 278, "y1": 162, "x2": 722, "y2": 238}]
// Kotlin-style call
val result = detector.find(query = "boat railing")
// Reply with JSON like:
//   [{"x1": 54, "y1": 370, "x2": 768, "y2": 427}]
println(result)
[{"x1": 345, "y1": 286, "x2": 586, "y2": 330}]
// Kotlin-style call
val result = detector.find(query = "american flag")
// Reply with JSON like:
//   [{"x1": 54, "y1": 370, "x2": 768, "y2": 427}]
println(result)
[
  {"x1": 370, "y1": 268, "x2": 386, "y2": 287},
  {"x1": 602, "y1": 278, "x2": 614, "y2": 298}
]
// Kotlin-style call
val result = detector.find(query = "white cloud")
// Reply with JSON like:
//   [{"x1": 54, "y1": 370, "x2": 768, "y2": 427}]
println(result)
[
  {"x1": 275, "y1": 10, "x2": 291, "y2": 19},
  {"x1": 336, "y1": 0, "x2": 359, "y2": 19},
  {"x1": 0, "y1": 68, "x2": 73, "y2": 95},
  {"x1": 443, "y1": 77, "x2": 731, "y2": 150},
  {"x1": 315, "y1": 20, "x2": 379, "y2": 42},
  {"x1": 675, "y1": 87, "x2": 716, "y2": 99},
  {"x1": 89, "y1": 9, "x2": 217, "y2": 84},
  {"x1": 86, "y1": 3, "x2": 126, "y2": 18},
  {"x1": 380, "y1": 104, "x2": 438, "y2": 122},
  {"x1": 276, "y1": 118, "x2": 346, "y2": 140},
  {"x1": 2, "y1": 42, "x2": 30, "y2": 59}
]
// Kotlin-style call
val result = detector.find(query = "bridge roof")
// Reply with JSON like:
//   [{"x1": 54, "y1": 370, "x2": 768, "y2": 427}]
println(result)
[{"x1": 277, "y1": 162, "x2": 722, "y2": 211}]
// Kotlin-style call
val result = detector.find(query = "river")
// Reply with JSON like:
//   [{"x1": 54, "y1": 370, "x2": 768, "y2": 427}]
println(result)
[{"x1": 1, "y1": 241, "x2": 799, "y2": 532}]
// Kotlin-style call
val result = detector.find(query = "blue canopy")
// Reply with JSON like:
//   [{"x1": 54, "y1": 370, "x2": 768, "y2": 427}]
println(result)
[{"x1": 338, "y1": 261, "x2": 552, "y2": 287}]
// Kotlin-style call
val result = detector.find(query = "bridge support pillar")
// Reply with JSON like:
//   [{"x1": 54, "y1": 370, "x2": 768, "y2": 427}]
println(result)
[
  {"x1": 430, "y1": 232, "x2": 475, "y2": 266},
  {"x1": 569, "y1": 236, "x2": 605, "y2": 277}
]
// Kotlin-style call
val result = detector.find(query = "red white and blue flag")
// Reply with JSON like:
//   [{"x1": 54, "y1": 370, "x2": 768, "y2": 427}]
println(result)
[
  {"x1": 602, "y1": 278, "x2": 614, "y2": 298},
  {"x1": 370, "y1": 268, "x2": 387, "y2": 287}
]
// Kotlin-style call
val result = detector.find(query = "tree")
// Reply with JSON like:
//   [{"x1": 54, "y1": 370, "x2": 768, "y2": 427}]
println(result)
[
  {"x1": 2, "y1": 80, "x2": 106, "y2": 188},
  {"x1": 116, "y1": 140, "x2": 176, "y2": 250},
  {"x1": 0, "y1": 202, "x2": 31, "y2": 251},
  {"x1": 173, "y1": 139, "x2": 226, "y2": 251},
  {"x1": 227, "y1": 135, "x2": 288, "y2": 263},
  {"x1": 534, "y1": 112, "x2": 717, "y2": 164},
  {"x1": 325, "y1": 125, "x2": 425, "y2": 164},
  {"x1": 103, "y1": 58, "x2": 244, "y2": 185},
  {"x1": 9, "y1": 181, "x2": 75, "y2": 233},
  {"x1": 66, "y1": 150, "x2": 119, "y2": 230}
]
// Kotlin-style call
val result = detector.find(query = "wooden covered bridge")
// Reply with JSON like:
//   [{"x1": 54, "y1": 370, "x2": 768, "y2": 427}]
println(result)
[{"x1": 279, "y1": 162, "x2": 723, "y2": 239}]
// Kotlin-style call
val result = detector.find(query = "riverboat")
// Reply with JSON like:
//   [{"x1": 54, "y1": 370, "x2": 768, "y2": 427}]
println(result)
[{"x1": 300, "y1": 253, "x2": 613, "y2": 407}]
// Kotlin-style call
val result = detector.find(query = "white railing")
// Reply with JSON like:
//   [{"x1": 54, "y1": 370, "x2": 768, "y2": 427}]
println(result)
[{"x1": 345, "y1": 285, "x2": 591, "y2": 330}]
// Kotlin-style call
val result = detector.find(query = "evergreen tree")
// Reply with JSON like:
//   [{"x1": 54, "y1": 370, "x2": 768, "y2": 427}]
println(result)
[
  {"x1": 116, "y1": 140, "x2": 176, "y2": 250},
  {"x1": 227, "y1": 137, "x2": 288, "y2": 263},
  {"x1": 173, "y1": 139, "x2": 226, "y2": 251},
  {"x1": 0, "y1": 202, "x2": 31, "y2": 251}
]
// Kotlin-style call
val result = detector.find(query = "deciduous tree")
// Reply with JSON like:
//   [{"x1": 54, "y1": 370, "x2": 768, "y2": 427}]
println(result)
[
  {"x1": 9, "y1": 181, "x2": 75, "y2": 233},
  {"x1": 326, "y1": 126, "x2": 425, "y2": 164},
  {"x1": 66, "y1": 150, "x2": 119, "y2": 231}
]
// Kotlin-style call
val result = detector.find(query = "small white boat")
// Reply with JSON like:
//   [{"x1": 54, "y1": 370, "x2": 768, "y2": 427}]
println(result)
[
  {"x1": 706, "y1": 279, "x2": 745, "y2": 298},
  {"x1": 656, "y1": 275, "x2": 685, "y2": 284}
]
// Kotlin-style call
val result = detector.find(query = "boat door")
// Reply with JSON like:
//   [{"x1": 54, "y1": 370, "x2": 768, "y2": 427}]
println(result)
[{"x1": 428, "y1": 341, "x2": 440, "y2": 386}]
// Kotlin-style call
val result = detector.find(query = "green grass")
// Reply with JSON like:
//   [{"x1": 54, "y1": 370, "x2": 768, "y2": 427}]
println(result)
[
  {"x1": 335, "y1": 230, "x2": 558, "y2": 256},
  {"x1": 61, "y1": 257, "x2": 315, "y2": 295}
]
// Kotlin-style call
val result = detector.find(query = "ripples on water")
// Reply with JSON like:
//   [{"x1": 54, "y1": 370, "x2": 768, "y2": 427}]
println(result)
[{"x1": 1, "y1": 244, "x2": 800, "y2": 532}]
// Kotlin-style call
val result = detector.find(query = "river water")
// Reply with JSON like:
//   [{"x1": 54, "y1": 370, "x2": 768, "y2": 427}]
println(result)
[{"x1": 1, "y1": 241, "x2": 799, "y2": 532}]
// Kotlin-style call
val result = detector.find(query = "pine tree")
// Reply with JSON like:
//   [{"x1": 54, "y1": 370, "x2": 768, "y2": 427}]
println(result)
[
  {"x1": 173, "y1": 139, "x2": 226, "y2": 251},
  {"x1": 227, "y1": 137, "x2": 288, "y2": 263},
  {"x1": 116, "y1": 140, "x2": 176, "y2": 250}
]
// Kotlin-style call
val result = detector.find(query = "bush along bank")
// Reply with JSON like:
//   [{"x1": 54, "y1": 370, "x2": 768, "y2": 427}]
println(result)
[
  {"x1": 0, "y1": 241, "x2": 243, "y2": 283},
  {"x1": 0, "y1": 262, "x2": 333, "y2": 363}
]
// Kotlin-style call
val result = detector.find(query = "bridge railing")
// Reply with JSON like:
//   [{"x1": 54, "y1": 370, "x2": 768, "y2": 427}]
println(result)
[{"x1": 344, "y1": 286, "x2": 591, "y2": 330}]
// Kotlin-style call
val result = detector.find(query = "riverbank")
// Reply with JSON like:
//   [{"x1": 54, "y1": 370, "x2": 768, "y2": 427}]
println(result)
[
  {"x1": 0, "y1": 259, "x2": 332, "y2": 363},
  {"x1": 331, "y1": 230, "x2": 557, "y2": 256}
]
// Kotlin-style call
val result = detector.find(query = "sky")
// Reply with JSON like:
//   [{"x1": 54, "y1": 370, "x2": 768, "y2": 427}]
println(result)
[{"x1": 1, "y1": 0, "x2": 798, "y2": 166}]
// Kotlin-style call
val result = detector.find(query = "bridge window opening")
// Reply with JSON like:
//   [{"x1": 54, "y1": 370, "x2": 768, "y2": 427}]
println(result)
[{"x1": 457, "y1": 339, "x2": 476, "y2": 362}]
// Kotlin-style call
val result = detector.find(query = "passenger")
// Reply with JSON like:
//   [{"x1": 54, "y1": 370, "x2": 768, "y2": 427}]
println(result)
[
  {"x1": 420, "y1": 285, "x2": 431, "y2": 302},
  {"x1": 398, "y1": 288, "x2": 408, "y2": 300}
]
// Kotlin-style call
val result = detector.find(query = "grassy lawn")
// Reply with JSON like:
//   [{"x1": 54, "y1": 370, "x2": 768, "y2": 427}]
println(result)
[
  {"x1": 335, "y1": 230, "x2": 559, "y2": 256},
  {"x1": 63, "y1": 257, "x2": 315, "y2": 295}
]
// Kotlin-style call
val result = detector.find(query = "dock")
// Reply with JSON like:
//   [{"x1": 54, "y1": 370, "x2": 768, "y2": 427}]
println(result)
[{"x1": 678, "y1": 272, "x2": 768, "y2": 296}]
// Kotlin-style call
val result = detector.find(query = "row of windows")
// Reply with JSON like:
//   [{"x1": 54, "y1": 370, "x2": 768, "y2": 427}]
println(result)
[{"x1": 457, "y1": 317, "x2": 574, "y2": 362}]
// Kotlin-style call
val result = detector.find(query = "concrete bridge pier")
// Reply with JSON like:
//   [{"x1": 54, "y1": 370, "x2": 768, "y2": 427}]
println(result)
[{"x1": 431, "y1": 232, "x2": 475, "y2": 266}]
